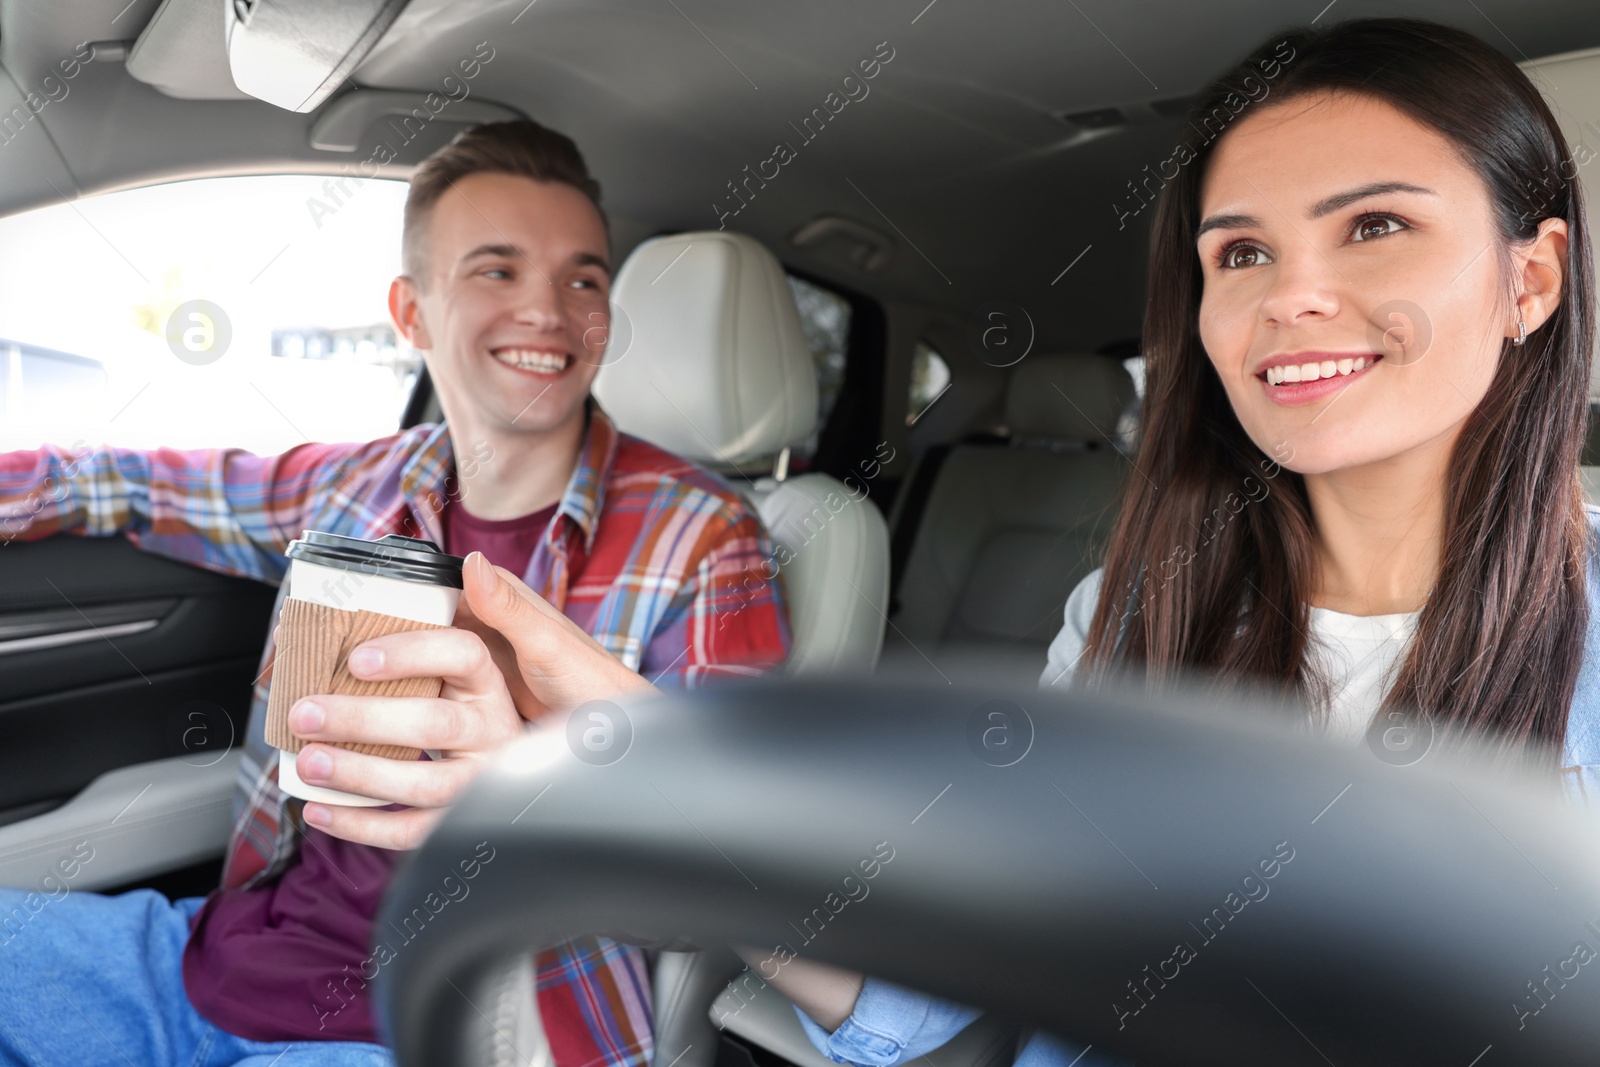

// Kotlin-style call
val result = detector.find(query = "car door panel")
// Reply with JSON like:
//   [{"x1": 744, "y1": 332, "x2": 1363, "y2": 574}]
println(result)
[{"x1": 0, "y1": 534, "x2": 276, "y2": 821}]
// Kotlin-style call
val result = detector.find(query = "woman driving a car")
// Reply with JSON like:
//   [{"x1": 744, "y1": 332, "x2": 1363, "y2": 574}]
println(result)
[{"x1": 752, "y1": 16, "x2": 1598, "y2": 1067}]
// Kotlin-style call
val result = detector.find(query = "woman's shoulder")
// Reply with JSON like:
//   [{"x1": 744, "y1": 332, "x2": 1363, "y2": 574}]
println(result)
[
  {"x1": 1040, "y1": 568, "x2": 1104, "y2": 689},
  {"x1": 1562, "y1": 503, "x2": 1600, "y2": 788}
]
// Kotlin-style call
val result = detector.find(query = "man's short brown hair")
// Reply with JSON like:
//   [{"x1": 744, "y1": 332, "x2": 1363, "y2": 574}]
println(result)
[{"x1": 401, "y1": 118, "x2": 605, "y2": 284}]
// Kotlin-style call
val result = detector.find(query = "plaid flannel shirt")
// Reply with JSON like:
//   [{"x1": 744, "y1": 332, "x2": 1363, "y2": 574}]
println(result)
[{"x1": 0, "y1": 402, "x2": 791, "y2": 1067}]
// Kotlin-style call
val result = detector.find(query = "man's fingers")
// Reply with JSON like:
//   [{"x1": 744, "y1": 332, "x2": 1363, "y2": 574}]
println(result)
[
  {"x1": 302, "y1": 800, "x2": 444, "y2": 851},
  {"x1": 289, "y1": 693, "x2": 509, "y2": 752},
  {"x1": 463, "y1": 552, "x2": 564, "y2": 642},
  {"x1": 451, "y1": 595, "x2": 511, "y2": 655},
  {"x1": 344, "y1": 625, "x2": 502, "y2": 699},
  {"x1": 294, "y1": 744, "x2": 482, "y2": 809},
  {"x1": 459, "y1": 550, "x2": 658, "y2": 711},
  {"x1": 464, "y1": 551, "x2": 533, "y2": 625}
]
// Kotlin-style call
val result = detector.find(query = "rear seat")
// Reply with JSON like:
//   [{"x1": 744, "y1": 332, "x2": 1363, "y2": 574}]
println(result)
[{"x1": 882, "y1": 353, "x2": 1135, "y2": 668}]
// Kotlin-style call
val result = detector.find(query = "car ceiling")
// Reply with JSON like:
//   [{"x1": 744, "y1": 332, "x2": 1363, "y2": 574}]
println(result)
[{"x1": 1, "y1": 0, "x2": 1598, "y2": 355}]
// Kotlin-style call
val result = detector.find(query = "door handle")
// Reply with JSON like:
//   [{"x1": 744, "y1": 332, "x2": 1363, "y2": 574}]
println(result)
[{"x1": 0, "y1": 598, "x2": 176, "y2": 656}]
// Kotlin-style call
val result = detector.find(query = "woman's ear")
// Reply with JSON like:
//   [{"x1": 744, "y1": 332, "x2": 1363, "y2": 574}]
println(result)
[{"x1": 1511, "y1": 216, "x2": 1568, "y2": 342}]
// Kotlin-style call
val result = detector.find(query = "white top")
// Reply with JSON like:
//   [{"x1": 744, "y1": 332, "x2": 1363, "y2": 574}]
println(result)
[
  {"x1": 1041, "y1": 569, "x2": 1420, "y2": 741},
  {"x1": 1307, "y1": 604, "x2": 1419, "y2": 741}
]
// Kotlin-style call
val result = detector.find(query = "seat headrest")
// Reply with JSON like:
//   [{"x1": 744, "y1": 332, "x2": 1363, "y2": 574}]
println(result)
[
  {"x1": 1519, "y1": 48, "x2": 1600, "y2": 401},
  {"x1": 593, "y1": 232, "x2": 818, "y2": 467},
  {"x1": 1004, "y1": 354, "x2": 1135, "y2": 441}
]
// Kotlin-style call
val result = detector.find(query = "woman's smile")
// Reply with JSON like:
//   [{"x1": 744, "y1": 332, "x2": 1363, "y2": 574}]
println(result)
[{"x1": 1256, "y1": 350, "x2": 1383, "y2": 405}]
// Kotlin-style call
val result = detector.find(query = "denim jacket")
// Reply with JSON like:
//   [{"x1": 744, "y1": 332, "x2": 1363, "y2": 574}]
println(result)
[{"x1": 795, "y1": 504, "x2": 1600, "y2": 1067}]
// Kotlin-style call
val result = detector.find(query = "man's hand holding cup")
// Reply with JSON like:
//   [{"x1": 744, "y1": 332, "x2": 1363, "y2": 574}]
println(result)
[{"x1": 277, "y1": 539, "x2": 657, "y2": 850}]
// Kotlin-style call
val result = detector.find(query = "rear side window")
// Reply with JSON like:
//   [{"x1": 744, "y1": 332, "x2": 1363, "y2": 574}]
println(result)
[
  {"x1": 0, "y1": 175, "x2": 416, "y2": 455},
  {"x1": 1119, "y1": 354, "x2": 1146, "y2": 444},
  {"x1": 785, "y1": 274, "x2": 851, "y2": 457},
  {"x1": 906, "y1": 339, "x2": 951, "y2": 426}
]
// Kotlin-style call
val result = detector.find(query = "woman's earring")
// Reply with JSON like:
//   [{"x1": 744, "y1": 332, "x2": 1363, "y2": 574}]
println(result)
[{"x1": 1512, "y1": 318, "x2": 1528, "y2": 346}]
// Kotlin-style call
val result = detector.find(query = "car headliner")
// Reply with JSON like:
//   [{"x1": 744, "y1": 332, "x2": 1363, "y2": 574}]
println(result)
[{"x1": 0, "y1": 0, "x2": 1596, "y2": 356}]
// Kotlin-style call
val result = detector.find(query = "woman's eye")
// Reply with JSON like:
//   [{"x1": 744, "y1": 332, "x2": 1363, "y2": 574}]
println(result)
[
  {"x1": 1351, "y1": 213, "x2": 1406, "y2": 242},
  {"x1": 1218, "y1": 242, "x2": 1271, "y2": 270}
]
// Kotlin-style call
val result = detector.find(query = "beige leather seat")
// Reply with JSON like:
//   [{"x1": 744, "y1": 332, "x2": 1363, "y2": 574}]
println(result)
[
  {"x1": 1518, "y1": 48, "x2": 1600, "y2": 501},
  {"x1": 881, "y1": 353, "x2": 1134, "y2": 673},
  {"x1": 594, "y1": 230, "x2": 891, "y2": 674},
  {"x1": 597, "y1": 232, "x2": 891, "y2": 1067}
]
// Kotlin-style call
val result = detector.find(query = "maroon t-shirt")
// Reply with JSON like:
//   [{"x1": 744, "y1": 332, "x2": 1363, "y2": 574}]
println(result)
[
  {"x1": 438, "y1": 491, "x2": 559, "y2": 583},
  {"x1": 181, "y1": 497, "x2": 558, "y2": 1042}
]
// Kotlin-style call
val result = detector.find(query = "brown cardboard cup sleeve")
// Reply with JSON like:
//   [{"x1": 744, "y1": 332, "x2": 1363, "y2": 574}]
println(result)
[{"x1": 265, "y1": 597, "x2": 452, "y2": 762}]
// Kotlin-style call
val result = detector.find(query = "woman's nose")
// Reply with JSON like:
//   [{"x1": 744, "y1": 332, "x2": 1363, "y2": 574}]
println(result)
[{"x1": 1257, "y1": 245, "x2": 1342, "y2": 327}]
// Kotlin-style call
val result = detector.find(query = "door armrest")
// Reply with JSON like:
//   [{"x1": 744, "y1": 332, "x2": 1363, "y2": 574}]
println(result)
[{"x1": 0, "y1": 750, "x2": 241, "y2": 893}]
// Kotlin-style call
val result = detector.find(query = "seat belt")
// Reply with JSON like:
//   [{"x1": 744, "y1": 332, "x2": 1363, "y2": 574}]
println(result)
[{"x1": 887, "y1": 443, "x2": 953, "y2": 616}]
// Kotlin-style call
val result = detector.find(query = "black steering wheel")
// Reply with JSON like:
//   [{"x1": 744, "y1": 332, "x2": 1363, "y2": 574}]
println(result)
[{"x1": 374, "y1": 677, "x2": 1600, "y2": 1066}]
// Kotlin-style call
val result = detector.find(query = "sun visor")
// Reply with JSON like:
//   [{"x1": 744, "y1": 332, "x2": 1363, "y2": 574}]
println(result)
[
  {"x1": 126, "y1": 0, "x2": 252, "y2": 100},
  {"x1": 225, "y1": 0, "x2": 413, "y2": 113}
]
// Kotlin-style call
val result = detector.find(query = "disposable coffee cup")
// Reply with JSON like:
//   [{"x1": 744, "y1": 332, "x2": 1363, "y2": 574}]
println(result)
[{"x1": 271, "y1": 531, "x2": 465, "y2": 807}]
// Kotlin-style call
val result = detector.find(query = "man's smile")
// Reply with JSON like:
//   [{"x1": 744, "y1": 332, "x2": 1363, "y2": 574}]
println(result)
[{"x1": 490, "y1": 346, "x2": 572, "y2": 376}]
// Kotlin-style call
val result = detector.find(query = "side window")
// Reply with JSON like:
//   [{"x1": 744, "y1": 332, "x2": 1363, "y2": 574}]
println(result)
[
  {"x1": 1122, "y1": 354, "x2": 1146, "y2": 401},
  {"x1": 785, "y1": 274, "x2": 851, "y2": 458},
  {"x1": 1118, "y1": 354, "x2": 1146, "y2": 445},
  {"x1": 0, "y1": 175, "x2": 417, "y2": 455},
  {"x1": 906, "y1": 339, "x2": 951, "y2": 426}
]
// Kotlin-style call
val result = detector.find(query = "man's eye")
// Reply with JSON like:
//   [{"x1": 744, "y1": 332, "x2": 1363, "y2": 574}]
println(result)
[
  {"x1": 568, "y1": 277, "x2": 601, "y2": 290},
  {"x1": 1217, "y1": 241, "x2": 1272, "y2": 270},
  {"x1": 483, "y1": 268, "x2": 512, "y2": 280},
  {"x1": 1350, "y1": 213, "x2": 1407, "y2": 242}
]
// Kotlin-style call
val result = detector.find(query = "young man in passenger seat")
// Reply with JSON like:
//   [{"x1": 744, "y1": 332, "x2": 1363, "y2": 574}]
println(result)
[{"x1": 0, "y1": 120, "x2": 790, "y2": 1067}]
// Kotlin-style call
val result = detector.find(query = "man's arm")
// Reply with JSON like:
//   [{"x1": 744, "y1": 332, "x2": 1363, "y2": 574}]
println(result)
[
  {"x1": 454, "y1": 502, "x2": 791, "y2": 719},
  {"x1": 289, "y1": 495, "x2": 792, "y2": 847},
  {"x1": 0, "y1": 439, "x2": 366, "y2": 583},
  {"x1": 283, "y1": 495, "x2": 790, "y2": 848}
]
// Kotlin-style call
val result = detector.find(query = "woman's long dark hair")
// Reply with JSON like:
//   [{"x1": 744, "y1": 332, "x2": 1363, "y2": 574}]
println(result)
[{"x1": 1080, "y1": 18, "x2": 1595, "y2": 765}]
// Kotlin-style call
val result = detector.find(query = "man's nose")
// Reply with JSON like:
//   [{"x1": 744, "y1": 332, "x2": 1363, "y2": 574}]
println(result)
[{"x1": 513, "y1": 271, "x2": 564, "y2": 326}]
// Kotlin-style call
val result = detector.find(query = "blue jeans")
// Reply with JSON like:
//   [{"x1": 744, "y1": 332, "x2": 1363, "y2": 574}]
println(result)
[{"x1": 0, "y1": 886, "x2": 395, "y2": 1067}]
